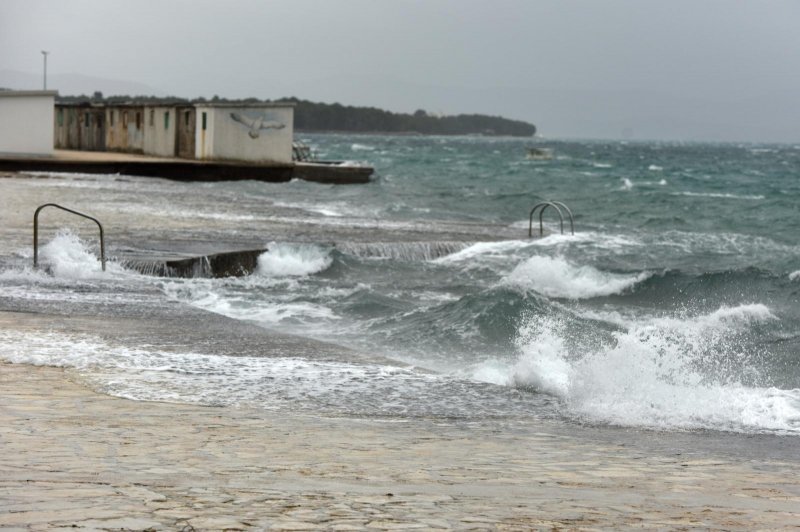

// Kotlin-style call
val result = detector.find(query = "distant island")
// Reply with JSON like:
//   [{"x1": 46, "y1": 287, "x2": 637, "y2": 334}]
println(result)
[
  {"x1": 282, "y1": 97, "x2": 536, "y2": 137},
  {"x1": 55, "y1": 92, "x2": 536, "y2": 137}
]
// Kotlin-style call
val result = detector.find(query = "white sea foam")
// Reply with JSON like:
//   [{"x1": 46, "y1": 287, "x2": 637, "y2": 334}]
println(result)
[
  {"x1": 651, "y1": 230, "x2": 799, "y2": 258},
  {"x1": 336, "y1": 160, "x2": 369, "y2": 168},
  {"x1": 501, "y1": 229, "x2": 641, "y2": 251},
  {"x1": 256, "y1": 243, "x2": 332, "y2": 277},
  {"x1": 790, "y1": 270, "x2": 800, "y2": 281},
  {"x1": 0, "y1": 329, "x2": 433, "y2": 412},
  {"x1": 22, "y1": 230, "x2": 134, "y2": 281},
  {"x1": 648, "y1": 164, "x2": 663, "y2": 171},
  {"x1": 620, "y1": 178, "x2": 634, "y2": 190},
  {"x1": 504, "y1": 256, "x2": 650, "y2": 299},
  {"x1": 593, "y1": 162, "x2": 613, "y2": 168},
  {"x1": 160, "y1": 276, "x2": 342, "y2": 332},
  {"x1": 435, "y1": 240, "x2": 533, "y2": 264},
  {"x1": 351, "y1": 143, "x2": 375, "y2": 151},
  {"x1": 673, "y1": 192, "x2": 765, "y2": 201},
  {"x1": 37, "y1": 230, "x2": 105, "y2": 278},
  {"x1": 112, "y1": 203, "x2": 267, "y2": 223},
  {"x1": 272, "y1": 200, "x2": 348, "y2": 217},
  {"x1": 490, "y1": 305, "x2": 800, "y2": 434}
]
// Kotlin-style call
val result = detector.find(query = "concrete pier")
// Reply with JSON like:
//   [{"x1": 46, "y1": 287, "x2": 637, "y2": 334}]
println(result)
[{"x1": 0, "y1": 150, "x2": 373, "y2": 184}]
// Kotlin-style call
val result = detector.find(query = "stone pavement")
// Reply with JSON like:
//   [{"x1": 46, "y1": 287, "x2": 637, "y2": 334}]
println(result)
[{"x1": 2, "y1": 362, "x2": 800, "y2": 530}]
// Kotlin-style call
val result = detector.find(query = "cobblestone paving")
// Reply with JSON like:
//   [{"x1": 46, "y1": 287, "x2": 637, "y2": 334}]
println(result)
[{"x1": 2, "y1": 362, "x2": 800, "y2": 530}]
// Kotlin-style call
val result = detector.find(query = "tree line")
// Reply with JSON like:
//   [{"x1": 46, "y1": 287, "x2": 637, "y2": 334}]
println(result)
[{"x1": 55, "y1": 93, "x2": 536, "y2": 137}]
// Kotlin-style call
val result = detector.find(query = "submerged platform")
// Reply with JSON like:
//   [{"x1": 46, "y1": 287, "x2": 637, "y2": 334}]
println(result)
[{"x1": 0, "y1": 150, "x2": 373, "y2": 185}]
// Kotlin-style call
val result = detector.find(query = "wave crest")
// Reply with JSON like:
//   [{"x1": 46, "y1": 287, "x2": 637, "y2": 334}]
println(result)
[
  {"x1": 504, "y1": 256, "x2": 650, "y2": 299},
  {"x1": 503, "y1": 304, "x2": 800, "y2": 434}
]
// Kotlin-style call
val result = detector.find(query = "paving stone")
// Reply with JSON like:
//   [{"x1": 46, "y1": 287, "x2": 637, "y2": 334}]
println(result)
[
  {"x1": 72, "y1": 517, "x2": 166, "y2": 530},
  {"x1": 2, "y1": 352, "x2": 800, "y2": 530}
]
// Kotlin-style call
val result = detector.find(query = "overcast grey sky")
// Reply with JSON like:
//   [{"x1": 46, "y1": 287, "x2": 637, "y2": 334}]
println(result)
[{"x1": 2, "y1": 0, "x2": 799, "y2": 142}]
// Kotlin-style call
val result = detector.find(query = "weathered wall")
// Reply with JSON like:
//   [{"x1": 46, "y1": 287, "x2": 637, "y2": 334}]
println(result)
[
  {"x1": 143, "y1": 106, "x2": 176, "y2": 157},
  {"x1": 55, "y1": 106, "x2": 105, "y2": 151},
  {"x1": 175, "y1": 107, "x2": 196, "y2": 159},
  {"x1": 0, "y1": 91, "x2": 56, "y2": 155},
  {"x1": 54, "y1": 106, "x2": 74, "y2": 149},
  {"x1": 106, "y1": 106, "x2": 144, "y2": 153},
  {"x1": 194, "y1": 105, "x2": 293, "y2": 164}
]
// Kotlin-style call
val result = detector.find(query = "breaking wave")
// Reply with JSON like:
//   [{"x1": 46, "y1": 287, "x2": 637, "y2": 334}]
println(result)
[
  {"x1": 504, "y1": 255, "x2": 650, "y2": 299},
  {"x1": 256, "y1": 243, "x2": 333, "y2": 277},
  {"x1": 493, "y1": 304, "x2": 800, "y2": 434}
]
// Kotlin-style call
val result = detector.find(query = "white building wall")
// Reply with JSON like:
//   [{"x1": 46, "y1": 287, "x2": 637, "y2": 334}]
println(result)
[
  {"x1": 194, "y1": 104, "x2": 293, "y2": 164},
  {"x1": 0, "y1": 91, "x2": 57, "y2": 155},
  {"x1": 143, "y1": 106, "x2": 176, "y2": 157}
]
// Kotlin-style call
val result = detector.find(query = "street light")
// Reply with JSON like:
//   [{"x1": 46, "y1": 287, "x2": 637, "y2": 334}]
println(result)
[{"x1": 41, "y1": 51, "x2": 49, "y2": 90}]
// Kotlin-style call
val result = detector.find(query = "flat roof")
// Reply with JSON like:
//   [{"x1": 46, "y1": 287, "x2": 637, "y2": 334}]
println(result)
[
  {"x1": 193, "y1": 102, "x2": 295, "y2": 108},
  {"x1": 0, "y1": 90, "x2": 58, "y2": 98},
  {"x1": 54, "y1": 101, "x2": 295, "y2": 108}
]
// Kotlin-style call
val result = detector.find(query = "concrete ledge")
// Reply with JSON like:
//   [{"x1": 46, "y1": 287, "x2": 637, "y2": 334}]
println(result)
[
  {"x1": 2, "y1": 358, "x2": 800, "y2": 529},
  {"x1": 0, "y1": 155, "x2": 372, "y2": 184}
]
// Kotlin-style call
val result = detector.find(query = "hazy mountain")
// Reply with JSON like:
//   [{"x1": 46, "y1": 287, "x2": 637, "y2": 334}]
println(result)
[{"x1": 0, "y1": 70, "x2": 163, "y2": 98}]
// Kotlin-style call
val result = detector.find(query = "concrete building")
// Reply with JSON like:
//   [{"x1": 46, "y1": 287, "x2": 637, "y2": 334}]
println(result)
[
  {"x1": 0, "y1": 90, "x2": 58, "y2": 156},
  {"x1": 105, "y1": 104, "x2": 145, "y2": 153},
  {"x1": 174, "y1": 106, "x2": 196, "y2": 159},
  {"x1": 54, "y1": 103, "x2": 106, "y2": 151},
  {"x1": 143, "y1": 105, "x2": 177, "y2": 157},
  {"x1": 53, "y1": 101, "x2": 294, "y2": 164},
  {"x1": 193, "y1": 103, "x2": 294, "y2": 164}
]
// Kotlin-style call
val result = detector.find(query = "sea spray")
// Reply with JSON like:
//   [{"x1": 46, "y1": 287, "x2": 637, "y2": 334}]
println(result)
[
  {"x1": 39, "y1": 230, "x2": 106, "y2": 279},
  {"x1": 506, "y1": 304, "x2": 800, "y2": 433},
  {"x1": 256, "y1": 243, "x2": 333, "y2": 277}
]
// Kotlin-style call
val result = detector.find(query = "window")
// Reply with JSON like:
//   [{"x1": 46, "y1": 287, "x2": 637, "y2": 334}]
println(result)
[
  {"x1": 85, "y1": 112, "x2": 90, "y2": 127},
  {"x1": 135, "y1": 112, "x2": 141, "y2": 129},
  {"x1": 149, "y1": 109, "x2": 155, "y2": 126},
  {"x1": 164, "y1": 111, "x2": 170, "y2": 130},
  {"x1": 122, "y1": 111, "x2": 128, "y2": 127},
  {"x1": 184, "y1": 111, "x2": 190, "y2": 126},
  {"x1": 202, "y1": 112, "x2": 207, "y2": 130},
  {"x1": 110, "y1": 110, "x2": 114, "y2": 127},
  {"x1": 57, "y1": 108, "x2": 63, "y2": 127}
]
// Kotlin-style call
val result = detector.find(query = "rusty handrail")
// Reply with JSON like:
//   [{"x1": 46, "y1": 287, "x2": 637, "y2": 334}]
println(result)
[{"x1": 33, "y1": 203, "x2": 106, "y2": 271}]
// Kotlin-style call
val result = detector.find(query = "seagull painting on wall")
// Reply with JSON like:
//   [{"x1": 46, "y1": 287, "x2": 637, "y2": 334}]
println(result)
[{"x1": 230, "y1": 113, "x2": 286, "y2": 139}]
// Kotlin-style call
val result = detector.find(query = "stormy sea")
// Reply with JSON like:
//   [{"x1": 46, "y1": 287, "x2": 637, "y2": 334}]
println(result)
[{"x1": 1, "y1": 135, "x2": 799, "y2": 446}]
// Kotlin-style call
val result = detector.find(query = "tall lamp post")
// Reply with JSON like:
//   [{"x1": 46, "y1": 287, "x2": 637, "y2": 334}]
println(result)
[{"x1": 41, "y1": 50, "x2": 49, "y2": 90}]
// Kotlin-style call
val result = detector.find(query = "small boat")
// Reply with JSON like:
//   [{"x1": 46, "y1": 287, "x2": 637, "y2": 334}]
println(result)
[{"x1": 526, "y1": 147, "x2": 553, "y2": 160}]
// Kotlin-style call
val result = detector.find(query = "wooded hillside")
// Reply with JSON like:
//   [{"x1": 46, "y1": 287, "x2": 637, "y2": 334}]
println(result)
[{"x1": 55, "y1": 93, "x2": 536, "y2": 137}]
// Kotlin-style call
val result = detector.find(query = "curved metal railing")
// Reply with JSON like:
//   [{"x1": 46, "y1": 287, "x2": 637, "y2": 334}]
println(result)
[
  {"x1": 528, "y1": 201, "x2": 575, "y2": 237},
  {"x1": 33, "y1": 203, "x2": 106, "y2": 271}
]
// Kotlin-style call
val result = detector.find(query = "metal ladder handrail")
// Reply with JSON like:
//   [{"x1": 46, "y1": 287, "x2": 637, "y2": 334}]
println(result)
[
  {"x1": 549, "y1": 201, "x2": 575, "y2": 235},
  {"x1": 528, "y1": 201, "x2": 575, "y2": 237},
  {"x1": 33, "y1": 203, "x2": 106, "y2": 271},
  {"x1": 529, "y1": 202, "x2": 564, "y2": 237}
]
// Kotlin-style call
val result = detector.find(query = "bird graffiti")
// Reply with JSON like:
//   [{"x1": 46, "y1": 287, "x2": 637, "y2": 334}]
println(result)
[{"x1": 229, "y1": 113, "x2": 286, "y2": 139}]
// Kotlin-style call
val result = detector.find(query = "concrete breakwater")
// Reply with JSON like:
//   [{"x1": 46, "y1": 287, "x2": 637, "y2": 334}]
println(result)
[
  {"x1": 0, "y1": 151, "x2": 373, "y2": 184},
  {"x1": 123, "y1": 248, "x2": 268, "y2": 278}
]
